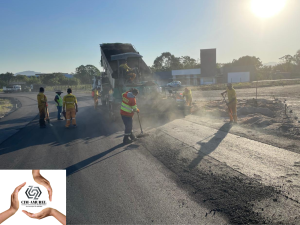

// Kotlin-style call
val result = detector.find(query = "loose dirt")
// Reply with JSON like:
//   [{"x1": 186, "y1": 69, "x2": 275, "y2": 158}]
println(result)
[{"x1": 193, "y1": 98, "x2": 300, "y2": 138}]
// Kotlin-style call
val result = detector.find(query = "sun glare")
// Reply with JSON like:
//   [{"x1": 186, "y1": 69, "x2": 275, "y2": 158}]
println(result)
[{"x1": 251, "y1": 0, "x2": 286, "y2": 18}]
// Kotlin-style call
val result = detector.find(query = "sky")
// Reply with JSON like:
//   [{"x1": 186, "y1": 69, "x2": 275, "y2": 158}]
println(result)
[{"x1": 0, "y1": 0, "x2": 299, "y2": 74}]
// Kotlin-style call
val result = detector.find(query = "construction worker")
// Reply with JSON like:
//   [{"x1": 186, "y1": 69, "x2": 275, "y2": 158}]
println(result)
[
  {"x1": 119, "y1": 60, "x2": 136, "y2": 82},
  {"x1": 63, "y1": 88, "x2": 78, "y2": 128},
  {"x1": 93, "y1": 87, "x2": 100, "y2": 109},
  {"x1": 183, "y1": 87, "x2": 193, "y2": 106},
  {"x1": 221, "y1": 83, "x2": 237, "y2": 123},
  {"x1": 120, "y1": 88, "x2": 139, "y2": 144},
  {"x1": 54, "y1": 91, "x2": 63, "y2": 120},
  {"x1": 37, "y1": 87, "x2": 47, "y2": 128}
]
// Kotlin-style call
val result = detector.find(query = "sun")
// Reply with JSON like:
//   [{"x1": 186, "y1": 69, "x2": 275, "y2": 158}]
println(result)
[{"x1": 251, "y1": 0, "x2": 286, "y2": 18}]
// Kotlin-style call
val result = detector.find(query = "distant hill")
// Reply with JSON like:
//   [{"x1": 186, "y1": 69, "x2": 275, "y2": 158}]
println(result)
[
  {"x1": 263, "y1": 62, "x2": 278, "y2": 66},
  {"x1": 14, "y1": 71, "x2": 41, "y2": 76}
]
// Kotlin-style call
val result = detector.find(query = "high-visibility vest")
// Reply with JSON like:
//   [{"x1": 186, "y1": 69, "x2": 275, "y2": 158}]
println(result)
[
  {"x1": 120, "y1": 92, "x2": 138, "y2": 117},
  {"x1": 183, "y1": 89, "x2": 192, "y2": 98},
  {"x1": 55, "y1": 94, "x2": 63, "y2": 106},
  {"x1": 63, "y1": 94, "x2": 77, "y2": 109}
]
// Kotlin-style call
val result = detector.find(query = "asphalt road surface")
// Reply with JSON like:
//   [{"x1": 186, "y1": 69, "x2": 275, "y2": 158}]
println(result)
[{"x1": 0, "y1": 91, "x2": 300, "y2": 224}]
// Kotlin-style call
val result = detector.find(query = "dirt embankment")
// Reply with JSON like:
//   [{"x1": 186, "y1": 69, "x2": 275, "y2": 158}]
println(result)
[
  {"x1": 0, "y1": 98, "x2": 21, "y2": 119},
  {"x1": 192, "y1": 98, "x2": 300, "y2": 138}
]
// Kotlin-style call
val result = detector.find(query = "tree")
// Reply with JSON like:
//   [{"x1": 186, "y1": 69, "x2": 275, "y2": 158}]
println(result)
[
  {"x1": 231, "y1": 56, "x2": 263, "y2": 69},
  {"x1": 0, "y1": 72, "x2": 14, "y2": 85},
  {"x1": 39, "y1": 73, "x2": 66, "y2": 85},
  {"x1": 180, "y1": 56, "x2": 198, "y2": 69},
  {"x1": 74, "y1": 65, "x2": 101, "y2": 84},
  {"x1": 152, "y1": 52, "x2": 182, "y2": 71},
  {"x1": 257, "y1": 65, "x2": 272, "y2": 80},
  {"x1": 12, "y1": 75, "x2": 28, "y2": 83},
  {"x1": 294, "y1": 50, "x2": 300, "y2": 66}
]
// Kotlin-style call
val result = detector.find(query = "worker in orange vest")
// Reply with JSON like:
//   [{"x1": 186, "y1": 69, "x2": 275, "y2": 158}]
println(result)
[{"x1": 120, "y1": 88, "x2": 140, "y2": 144}]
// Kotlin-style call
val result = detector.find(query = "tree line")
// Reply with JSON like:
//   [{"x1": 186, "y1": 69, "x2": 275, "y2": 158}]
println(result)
[
  {"x1": 0, "y1": 64, "x2": 101, "y2": 87},
  {"x1": 151, "y1": 50, "x2": 300, "y2": 80}
]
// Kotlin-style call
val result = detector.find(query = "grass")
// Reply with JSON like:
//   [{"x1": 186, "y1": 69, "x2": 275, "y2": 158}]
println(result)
[{"x1": 0, "y1": 98, "x2": 13, "y2": 116}]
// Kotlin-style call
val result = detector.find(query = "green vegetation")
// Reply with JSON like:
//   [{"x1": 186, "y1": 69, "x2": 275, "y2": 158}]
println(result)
[
  {"x1": 45, "y1": 84, "x2": 93, "y2": 92},
  {"x1": 0, "y1": 98, "x2": 13, "y2": 116},
  {"x1": 151, "y1": 49, "x2": 300, "y2": 81},
  {"x1": 0, "y1": 64, "x2": 101, "y2": 88}
]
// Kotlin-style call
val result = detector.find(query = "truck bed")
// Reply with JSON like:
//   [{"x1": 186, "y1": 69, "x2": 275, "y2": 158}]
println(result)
[{"x1": 100, "y1": 43, "x2": 151, "y2": 88}]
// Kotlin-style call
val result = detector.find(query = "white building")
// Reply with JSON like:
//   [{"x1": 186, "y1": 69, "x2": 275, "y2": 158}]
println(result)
[{"x1": 171, "y1": 68, "x2": 215, "y2": 86}]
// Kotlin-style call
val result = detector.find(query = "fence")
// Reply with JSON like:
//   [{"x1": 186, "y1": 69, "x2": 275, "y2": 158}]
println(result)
[{"x1": 195, "y1": 78, "x2": 300, "y2": 91}]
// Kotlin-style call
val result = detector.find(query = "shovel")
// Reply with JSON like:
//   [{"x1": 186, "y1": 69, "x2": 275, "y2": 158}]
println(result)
[
  {"x1": 221, "y1": 94, "x2": 233, "y2": 119},
  {"x1": 136, "y1": 112, "x2": 149, "y2": 138}
]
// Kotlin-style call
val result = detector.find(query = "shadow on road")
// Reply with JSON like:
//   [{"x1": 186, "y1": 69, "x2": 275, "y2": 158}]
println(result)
[
  {"x1": 188, "y1": 123, "x2": 232, "y2": 169},
  {"x1": 0, "y1": 101, "x2": 184, "y2": 159},
  {"x1": 66, "y1": 144, "x2": 139, "y2": 176},
  {"x1": 66, "y1": 143, "x2": 124, "y2": 176}
]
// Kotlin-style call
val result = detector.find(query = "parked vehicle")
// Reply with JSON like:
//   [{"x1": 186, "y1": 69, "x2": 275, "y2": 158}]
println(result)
[
  {"x1": 3, "y1": 85, "x2": 22, "y2": 93},
  {"x1": 167, "y1": 81, "x2": 181, "y2": 87}
]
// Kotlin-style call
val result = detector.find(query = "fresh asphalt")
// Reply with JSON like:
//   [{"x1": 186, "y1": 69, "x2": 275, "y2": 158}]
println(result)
[
  {"x1": 1, "y1": 91, "x2": 299, "y2": 224},
  {"x1": 0, "y1": 92, "x2": 226, "y2": 224}
]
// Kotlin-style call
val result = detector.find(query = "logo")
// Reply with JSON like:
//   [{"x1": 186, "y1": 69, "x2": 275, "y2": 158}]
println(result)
[
  {"x1": 22, "y1": 185, "x2": 46, "y2": 207},
  {"x1": 25, "y1": 186, "x2": 42, "y2": 200}
]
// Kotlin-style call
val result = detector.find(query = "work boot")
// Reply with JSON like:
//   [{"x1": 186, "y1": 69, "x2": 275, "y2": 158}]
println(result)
[
  {"x1": 123, "y1": 135, "x2": 132, "y2": 144},
  {"x1": 39, "y1": 119, "x2": 46, "y2": 128},
  {"x1": 130, "y1": 133, "x2": 137, "y2": 141}
]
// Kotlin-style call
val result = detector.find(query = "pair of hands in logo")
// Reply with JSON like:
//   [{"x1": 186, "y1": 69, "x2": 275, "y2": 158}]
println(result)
[{"x1": 0, "y1": 170, "x2": 65, "y2": 225}]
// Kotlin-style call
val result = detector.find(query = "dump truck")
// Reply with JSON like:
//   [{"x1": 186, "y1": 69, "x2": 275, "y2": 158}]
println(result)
[{"x1": 99, "y1": 43, "x2": 184, "y2": 120}]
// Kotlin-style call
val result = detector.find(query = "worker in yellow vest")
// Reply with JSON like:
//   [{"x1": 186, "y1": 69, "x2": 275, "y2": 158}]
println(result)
[
  {"x1": 221, "y1": 83, "x2": 237, "y2": 123},
  {"x1": 183, "y1": 88, "x2": 193, "y2": 106},
  {"x1": 63, "y1": 88, "x2": 78, "y2": 128},
  {"x1": 93, "y1": 87, "x2": 100, "y2": 109},
  {"x1": 37, "y1": 87, "x2": 47, "y2": 128},
  {"x1": 54, "y1": 91, "x2": 63, "y2": 120},
  {"x1": 119, "y1": 60, "x2": 136, "y2": 82}
]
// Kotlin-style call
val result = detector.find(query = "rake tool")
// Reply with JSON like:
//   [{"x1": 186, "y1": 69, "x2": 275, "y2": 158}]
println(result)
[{"x1": 136, "y1": 112, "x2": 149, "y2": 138}]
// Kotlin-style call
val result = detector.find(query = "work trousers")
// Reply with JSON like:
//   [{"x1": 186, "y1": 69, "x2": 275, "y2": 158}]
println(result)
[
  {"x1": 228, "y1": 102, "x2": 237, "y2": 122},
  {"x1": 94, "y1": 97, "x2": 98, "y2": 109},
  {"x1": 186, "y1": 97, "x2": 192, "y2": 106},
  {"x1": 127, "y1": 72, "x2": 136, "y2": 81},
  {"x1": 57, "y1": 106, "x2": 62, "y2": 119},
  {"x1": 65, "y1": 108, "x2": 76, "y2": 127},
  {"x1": 38, "y1": 106, "x2": 46, "y2": 126},
  {"x1": 121, "y1": 115, "x2": 133, "y2": 135}
]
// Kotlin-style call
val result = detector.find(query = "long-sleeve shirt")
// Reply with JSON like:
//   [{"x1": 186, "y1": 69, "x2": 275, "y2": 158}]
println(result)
[
  {"x1": 37, "y1": 92, "x2": 47, "y2": 108},
  {"x1": 63, "y1": 94, "x2": 77, "y2": 109}
]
